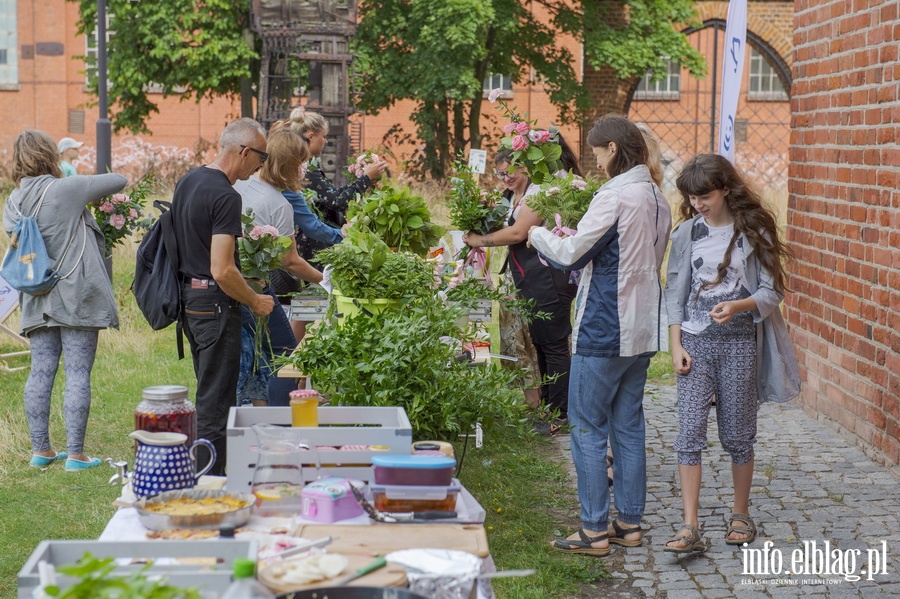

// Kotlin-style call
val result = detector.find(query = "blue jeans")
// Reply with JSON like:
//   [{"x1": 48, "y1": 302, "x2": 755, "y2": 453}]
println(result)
[
  {"x1": 237, "y1": 287, "x2": 298, "y2": 407},
  {"x1": 182, "y1": 287, "x2": 242, "y2": 476},
  {"x1": 568, "y1": 352, "x2": 652, "y2": 530}
]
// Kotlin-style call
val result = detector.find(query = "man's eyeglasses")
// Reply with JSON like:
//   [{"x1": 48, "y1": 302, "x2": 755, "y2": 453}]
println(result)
[{"x1": 241, "y1": 145, "x2": 269, "y2": 164}]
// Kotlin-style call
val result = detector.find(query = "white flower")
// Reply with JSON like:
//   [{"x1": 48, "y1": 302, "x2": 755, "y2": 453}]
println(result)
[
  {"x1": 546, "y1": 186, "x2": 562, "y2": 196},
  {"x1": 488, "y1": 89, "x2": 503, "y2": 103}
]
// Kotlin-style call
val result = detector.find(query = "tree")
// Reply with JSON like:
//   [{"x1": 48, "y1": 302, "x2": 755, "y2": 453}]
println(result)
[
  {"x1": 75, "y1": 0, "x2": 256, "y2": 135},
  {"x1": 74, "y1": 0, "x2": 704, "y2": 178},
  {"x1": 355, "y1": 0, "x2": 705, "y2": 178}
]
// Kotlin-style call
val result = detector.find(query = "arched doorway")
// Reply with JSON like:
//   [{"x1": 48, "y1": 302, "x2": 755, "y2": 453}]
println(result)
[{"x1": 628, "y1": 20, "x2": 791, "y2": 207}]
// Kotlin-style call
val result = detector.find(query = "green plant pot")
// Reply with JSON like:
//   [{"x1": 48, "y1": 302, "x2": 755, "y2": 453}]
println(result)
[{"x1": 333, "y1": 290, "x2": 402, "y2": 324}]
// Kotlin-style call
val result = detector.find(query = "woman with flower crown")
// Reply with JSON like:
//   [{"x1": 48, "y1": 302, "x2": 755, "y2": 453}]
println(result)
[
  {"x1": 233, "y1": 128, "x2": 323, "y2": 406},
  {"x1": 463, "y1": 133, "x2": 580, "y2": 432}
]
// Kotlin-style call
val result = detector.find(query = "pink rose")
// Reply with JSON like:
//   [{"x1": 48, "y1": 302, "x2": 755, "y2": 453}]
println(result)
[
  {"x1": 262, "y1": 225, "x2": 280, "y2": 237},
  {"x1": 502, "y1": 122, "x2": 518, "y2": 134},
  {"x1": 109, "y1": 214, "x2": 126, "y2": 230},
  {"x1": 570, "y1": 178, "x2": 587, "y2": 191},
  {"x1": 249, "y1": 226, "x2": 265, "y2": 240},
  {"x1": 515, "y1": 122, "x2": 530, "y2": 135},
  {"x1": 488, "y1": 89, "x2": 503, "y2": 103},
  {"x1": 535, "y1": 130, "x2": 552, "y2": 143},
  {"x1": 111, "y1": 193, "x2": 128, "y2": 205},
  {"x1": 99, "y1": 202, "x2": 114, "y2": 213},
  {"x1": 128, "y1": 208, "x2": 139, "y2": 219},
  {"x1": 511, "y1": 135, "x2": 528, "y2": 152}
]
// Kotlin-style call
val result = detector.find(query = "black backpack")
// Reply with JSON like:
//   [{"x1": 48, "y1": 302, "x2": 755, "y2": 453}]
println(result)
[{"x1": 133, "y1": 200, "x2": 184, "y2": 358}]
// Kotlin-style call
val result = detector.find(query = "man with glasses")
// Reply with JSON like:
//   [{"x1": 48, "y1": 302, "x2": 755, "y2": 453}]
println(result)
[{"x1": 171, "y1": 118, "x2": 275, "y2": 476}]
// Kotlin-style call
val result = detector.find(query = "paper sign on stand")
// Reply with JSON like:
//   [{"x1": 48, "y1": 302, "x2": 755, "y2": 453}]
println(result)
[{"x1": 468, "y1": 149, "x2": 487, "y2": 175}]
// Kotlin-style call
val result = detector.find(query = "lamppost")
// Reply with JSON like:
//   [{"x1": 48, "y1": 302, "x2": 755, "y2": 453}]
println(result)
[{"x1": 95, "y1": 0, "x2": 111, "y2": 174}]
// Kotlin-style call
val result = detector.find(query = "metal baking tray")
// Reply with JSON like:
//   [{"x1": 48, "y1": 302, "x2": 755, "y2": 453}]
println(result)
[{"x1": 134, "y1": 489, "x2": 255, "y2": 531}]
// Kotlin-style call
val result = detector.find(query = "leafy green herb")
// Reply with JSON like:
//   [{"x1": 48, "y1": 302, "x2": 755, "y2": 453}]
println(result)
[
  {"x1": 347, "y1": 185, "x2": 444, "y2": 256},
  {"x1": 526, "y1": 172, "x2": 603, "y2": 230},
  {"x1": 316, "y1": 228, "x2": 434, "y2": 300},
  {"x1": 277, "y1": 299, "x2": 528, "y2": 439},
  {"x1": 447, "y1": 161, "x2": 511, "y2": 261},
  {"x1": 46, "y1": 553, "x2": 203, "y2": 598}
]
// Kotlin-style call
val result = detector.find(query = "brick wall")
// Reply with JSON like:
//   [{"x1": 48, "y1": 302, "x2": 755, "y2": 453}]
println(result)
[{"x1": 788, "y1": 0, "x2": 899, "y2": 469}]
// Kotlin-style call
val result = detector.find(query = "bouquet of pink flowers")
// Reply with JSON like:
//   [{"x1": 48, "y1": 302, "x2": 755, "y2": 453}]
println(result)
[
  {"x1": 238, "y1": 209, "x2": 293, "y2": 371},
  {"x1": 238, "y1": 210, "x2": 293, "y2": 291},
  {"x1": 346, "y1": 150, "x2": 381, "y2": 181},
  {"x1": 92, "y1": 175, "x2": 153, "y2": 258},
  {"x1": 489, "y1": 89, "x2": 563, "y2": 185}
]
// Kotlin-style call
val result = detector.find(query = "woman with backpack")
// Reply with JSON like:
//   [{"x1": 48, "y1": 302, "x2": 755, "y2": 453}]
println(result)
[{"x1": 3, "y1": 130, "x2": 126, "y2": 471}]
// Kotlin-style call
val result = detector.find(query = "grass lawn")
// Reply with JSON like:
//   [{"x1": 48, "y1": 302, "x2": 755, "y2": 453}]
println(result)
[{"x1": 0, "y1": 233, "x2": 673, "y2": 598}]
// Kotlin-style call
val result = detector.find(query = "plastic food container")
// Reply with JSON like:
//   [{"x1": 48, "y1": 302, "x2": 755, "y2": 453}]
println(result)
[
  {"x1": 371, "y1": 479, "x2": 462, "y2": 513},
  {"x1": 300, "y1": 477, "x2": 365, "y2": 523},
  {"x1": 371, "y1": 454, "x2": 456, "y2": 486}
]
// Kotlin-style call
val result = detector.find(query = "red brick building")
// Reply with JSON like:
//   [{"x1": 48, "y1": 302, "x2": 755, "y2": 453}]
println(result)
[{"x1": 787, "y1": 0, "x2": 899, "y2": 470}]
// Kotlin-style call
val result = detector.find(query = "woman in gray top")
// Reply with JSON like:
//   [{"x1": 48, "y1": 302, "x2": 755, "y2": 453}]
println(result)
[{"x1": 3, "y1": 130, "x2": 126, "y2": 471}]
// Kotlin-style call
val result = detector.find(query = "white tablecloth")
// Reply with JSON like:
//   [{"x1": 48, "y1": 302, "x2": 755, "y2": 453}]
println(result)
[{"x1": 100, "y1": 485, "x2": 495, "y2": 598}]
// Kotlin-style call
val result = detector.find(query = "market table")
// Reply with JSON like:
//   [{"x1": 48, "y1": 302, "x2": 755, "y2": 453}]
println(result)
[{"x1": 95, "y1": 481, "x2": 496, "y2": 598}]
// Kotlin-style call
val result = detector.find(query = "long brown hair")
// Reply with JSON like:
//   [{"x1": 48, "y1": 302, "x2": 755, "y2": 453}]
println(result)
[
  {"x1": 12, "y1": 130, "x2": 63, "y2": 185},
  {"x1": 586, "y1": 115, "x2": 648, "y2": 179},
  {"x1": 676, "y1": 154, "x2": 792, "y2": 294},
  {"x1": 260, "y1": 129, "x2": 309, "y2": 191}
]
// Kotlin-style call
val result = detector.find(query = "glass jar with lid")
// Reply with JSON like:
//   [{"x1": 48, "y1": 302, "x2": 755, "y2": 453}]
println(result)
[{"x1": 134, "y1": 385, "x2": 196, "y2": 447}]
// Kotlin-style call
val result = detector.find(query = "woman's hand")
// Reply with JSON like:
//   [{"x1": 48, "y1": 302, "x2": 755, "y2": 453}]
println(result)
[
  {"x1": 364, "y1": 161, "x2": 388, "y2": 181},
  {"x1": 709, "y1": 301, "x2": 739, "y2": 325},
  {"x1": 671, "y1": 344, "x2": 692, "y2": 375},
  {"x1": 462, "y1": 232, "x2": 482, "y2": 248},
  {"x1": 526, "y1": 225, "x2": 540, "y2": 248}
]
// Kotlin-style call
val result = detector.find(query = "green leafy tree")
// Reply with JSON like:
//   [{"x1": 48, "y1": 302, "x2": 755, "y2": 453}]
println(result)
[
  {"x1": 355, "y1": 0, "x2": 705, "y2": 178},
  {"x1": 74, "y1": 0, "x2": 256, "y2": 134},
  {"x1": 73, "y1": 0, "x2": 703, "y2": 173}
]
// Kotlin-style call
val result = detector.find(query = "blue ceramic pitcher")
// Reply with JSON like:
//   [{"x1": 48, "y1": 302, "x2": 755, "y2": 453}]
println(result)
[{"x1": 130, "y1": 430, "x2": 216, "y2": 498}]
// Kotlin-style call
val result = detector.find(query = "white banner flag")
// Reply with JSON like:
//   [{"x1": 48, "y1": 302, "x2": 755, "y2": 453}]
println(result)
[{"x1": 717, "y1": 0, "x2": 748, "y2": 163}]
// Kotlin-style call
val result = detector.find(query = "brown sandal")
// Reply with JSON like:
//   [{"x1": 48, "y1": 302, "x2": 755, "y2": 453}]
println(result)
[
  {"x1": 664, "y1": 523, "x2": 706, "y2": 554},
  {"x1": 551, "y1": 528, "x2": 611, "y2": 556},
  {"x1": 726, "y1": 513, "x2": 757, "y2": 545},
  {"x1": 608, "y1": 520, "x2": 643, "y2": 547}
]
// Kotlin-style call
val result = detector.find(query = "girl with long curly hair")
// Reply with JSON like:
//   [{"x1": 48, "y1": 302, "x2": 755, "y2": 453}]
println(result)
[{"x1": 663, "y1": 153, "x2": 799, "y2": 553}]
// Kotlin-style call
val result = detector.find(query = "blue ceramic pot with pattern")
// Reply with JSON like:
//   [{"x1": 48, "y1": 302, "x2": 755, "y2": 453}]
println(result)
[{"x1": 130, "y1": 430, "x2": 216, "y2": 498}]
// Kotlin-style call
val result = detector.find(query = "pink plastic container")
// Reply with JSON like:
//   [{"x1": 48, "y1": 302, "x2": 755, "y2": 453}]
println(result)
[{"x1": 300, "y1": 477, "x2": 365, "y2": 523}]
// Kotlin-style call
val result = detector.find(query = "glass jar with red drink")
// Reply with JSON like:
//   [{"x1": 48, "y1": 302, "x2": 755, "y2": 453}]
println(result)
[{"x1": 134, "y1": 385, "x2": 196, "y2": 447}]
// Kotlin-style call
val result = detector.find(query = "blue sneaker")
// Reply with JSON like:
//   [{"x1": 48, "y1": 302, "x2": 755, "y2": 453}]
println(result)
[
  {"x1": 30, "y1": 452, "x2": 68, "y2": 467},
  {"x1": 65, "y1": 457, "x2": 102, "y2": 471}
]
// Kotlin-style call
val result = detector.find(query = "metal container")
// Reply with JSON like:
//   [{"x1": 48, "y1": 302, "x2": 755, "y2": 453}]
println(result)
[{"x1": 134, "y1": 488, "x2": 254, "y2": 531}]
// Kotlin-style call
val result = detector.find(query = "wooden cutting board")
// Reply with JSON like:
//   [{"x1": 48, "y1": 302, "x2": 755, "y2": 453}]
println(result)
[
  {"x1": 259, "y1": 552, "x2": 407, "y2": 593},
  {"x1": 295, "y1": 523, "x2": 490, "y2": 558}
]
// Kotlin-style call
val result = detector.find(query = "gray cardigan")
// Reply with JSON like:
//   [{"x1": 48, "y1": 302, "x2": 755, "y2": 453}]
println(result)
[
  {"x1": 665, "y1": 216, "x2": 801, "y2": 403},
  {"x1": 3, "y1": 173, "x2": 127, "y2": 334}
]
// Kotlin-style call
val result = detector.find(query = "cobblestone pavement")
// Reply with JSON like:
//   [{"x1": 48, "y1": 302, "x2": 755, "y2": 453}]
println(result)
[{"x1": 555, "y1": 383, "x2": 900, "y2": 598}]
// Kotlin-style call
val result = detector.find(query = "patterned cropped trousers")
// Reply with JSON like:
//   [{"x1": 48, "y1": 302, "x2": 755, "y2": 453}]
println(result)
[{"x1": 674, "y1": 331, "x2": 758, "y2": 466}]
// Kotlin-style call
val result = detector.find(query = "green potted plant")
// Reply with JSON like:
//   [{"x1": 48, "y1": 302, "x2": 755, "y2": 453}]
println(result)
[
  {"x1": 316, "y1": 228, "x2": 435, "y2": 321},
  {"x1": 346, "y1": 184, "x2": 444, "y2": 256},
  {"x1": 278, "y1": 298, "x2": 527, "y2": 440}
]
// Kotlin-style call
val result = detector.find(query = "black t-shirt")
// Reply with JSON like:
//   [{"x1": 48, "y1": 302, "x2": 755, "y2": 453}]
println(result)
[{"x1": 172, "y1": 167, "x2": 242, "y2": 280}]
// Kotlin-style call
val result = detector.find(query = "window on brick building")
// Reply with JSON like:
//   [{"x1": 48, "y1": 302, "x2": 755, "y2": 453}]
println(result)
[
  {"x1": 84, "y1": 13, "x2": 113, "y2": 86},
  {"x1": 483, "y1": 73, "x2": 512, "y2": 99},
  {"x1": 0, "y1": 0, "x2": 17, "y2": 88},
  {"x1": 634, "y1": 59, "x2": 680, "y2": 100},
  {"x1": 748, "y1": 47, "x2": 788, "y2": 101}
]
